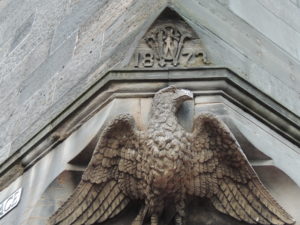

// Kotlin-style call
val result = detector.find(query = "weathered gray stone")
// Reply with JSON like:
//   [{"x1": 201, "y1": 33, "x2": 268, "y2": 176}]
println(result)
[
  {"x1": 3, "y1": 0, "x2": 298, "y2": 167},
  {"x1": 0, "y1": 0, "x2": 69, "y2": 78},
  {"x1": 290, "y1": 0, "x2": 300, "y2": 8},
  {"x1": 257, "y1": 0, "x2": 300, "y2": 33},
  {"x1": 0, "y1": 36, "x2": 12, "y2": 61},
  {"x1": 0, "y1": 38, "x2": 52, "y2": 153},
  {"x1": 18, "y1": 33, "x2": 77, "y2": 104},
  {"x1": 5, "y1": 0, "x2": 161, "y2": 155},
  {"x1": 4, "y1": 0, "x2": 168, "y2": 157},
  {"x1": 0, "y1": 31, "x2": 75, "y2": 152},
  {"x1": 227, "y1": 0, "x2": 300, "y2": 60},
  {"x1": 0, "y1": 0, "x2": 30, "y2": 45},
  {"x1": 50, "y1": 0, "x2": 107, "y2": 53},
  {"x1": 173, "y1": 0, "x2": 300, "y2": 92},
  {"x1": 10, "y1": 13, "x2": 35, "y2": 52},
  {"x1": 172, "y1": 0, "x2": 300, "y2": 112},
  {"x1": 183, "y1": 19, "x2": 300, "y2": 115},
  {"x1": 0, "y1": 143, "x2": 10, "y2": 164},
  {"x1": 0, "y1": 36, "x2": 51, "y2": 103},
  {"x1": 0, "y1": 0, "x2": 35, "y2": 62}
]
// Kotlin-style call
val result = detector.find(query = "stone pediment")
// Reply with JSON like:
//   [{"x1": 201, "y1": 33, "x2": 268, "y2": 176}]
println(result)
[{"x1": 127, "y1": 9, "x2": 210, "y2": 69}]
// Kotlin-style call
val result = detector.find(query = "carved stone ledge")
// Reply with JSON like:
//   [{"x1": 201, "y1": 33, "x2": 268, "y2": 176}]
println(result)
[{"x1": 0, "y1": 67, "x2": 299, "y2": 192}]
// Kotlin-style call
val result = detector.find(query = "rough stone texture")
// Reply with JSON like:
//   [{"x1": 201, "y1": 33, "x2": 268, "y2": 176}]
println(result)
[
  {"x1": 228, "y1": 0, "x2": 300, "y2": 61},
  {"x1": 0, "y1": 0, "x2": 299, "y2": 167},
  {"x1": 173, "y1": 0, "x2": 300, "y2": 109}
]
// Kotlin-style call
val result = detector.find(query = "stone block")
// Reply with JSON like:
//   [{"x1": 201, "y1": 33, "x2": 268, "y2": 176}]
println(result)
[
  {"x1": 257, "y1": 0, "x2": 300, "y2": 33},
  {"x1": 0, "y1": 38, "x2": 52, "y2": 154},
  {"x1": 0, "y1": 143, "x2": 10, "y2": 164},
  {"x1": 18, "y1": 32, "x2": 77, "y2": 104},
  {"x1": 290, "y1": 0, "x2": 300, "y2": 7},
  {"x1": 12, "y1": 0, "x2": 169, "y2": 156},
  {"x1": 10, "y1": 13, "x2": 35, "y2": 52},
  {"x1": 0, "y1": 0, "x2": 69, "y2": 78},
  {"x1": 0, "y1": 0, "x2": 30, "y2": 44},
  {"x1": 50, "y1": 0, "x2": 107, "y2": 52},
  {"x1": 228, "y1": 0, "x2": 300, "y2": 60},
  {"x1": 185, "y1": 15, "x2": 300, "y2": 115},
  {"x1": 173, "y1": 0, "x2": 300, "y2": 114},
  {"x1": 0, "y1": 36, "x2": 51, "y2": 104},
  {"x1": 0, "y1": 36, "x2": 12, "y2": 61}
]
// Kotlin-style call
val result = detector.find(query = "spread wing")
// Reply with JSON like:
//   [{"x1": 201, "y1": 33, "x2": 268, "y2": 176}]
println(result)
[
  {"x1": 186, "y1": 113, "x2": 295, "y2": 225},
  {"x1": 48, "y1": 114, "x2": 141, "y2": 225}
]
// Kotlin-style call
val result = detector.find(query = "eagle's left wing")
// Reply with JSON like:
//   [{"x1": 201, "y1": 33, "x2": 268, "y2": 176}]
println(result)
[
  {"x1": 186, "y1": 113, "x2": 295, "y2": 225},
  {"x1": 48, "y1": 114, "x2": 141, "y2": 225}
]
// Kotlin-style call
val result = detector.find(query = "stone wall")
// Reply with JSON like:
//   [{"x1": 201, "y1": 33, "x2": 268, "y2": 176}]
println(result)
[{"x1": 0, "y1": 0, "x2": 299, "y2": 168}]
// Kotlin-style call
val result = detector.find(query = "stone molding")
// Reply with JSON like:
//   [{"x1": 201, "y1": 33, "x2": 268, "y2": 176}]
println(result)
[{"x1": 0, "y1": 67, "x2": 299, "y2": 191}]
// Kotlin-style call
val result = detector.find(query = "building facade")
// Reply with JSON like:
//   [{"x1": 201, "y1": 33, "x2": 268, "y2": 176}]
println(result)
[{"x1": 0, "y1": 0, "x2": 299, "y2": 224}]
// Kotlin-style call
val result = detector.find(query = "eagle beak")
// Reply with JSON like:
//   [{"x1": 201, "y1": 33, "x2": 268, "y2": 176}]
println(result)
[{"x1": 176, "y1": 89, "x2": 193, "y2": 102}]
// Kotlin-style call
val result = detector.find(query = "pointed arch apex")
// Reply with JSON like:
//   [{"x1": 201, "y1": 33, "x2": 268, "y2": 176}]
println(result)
[{"x1": 126, "y1": 6, "x2": 211, "y2": 69}]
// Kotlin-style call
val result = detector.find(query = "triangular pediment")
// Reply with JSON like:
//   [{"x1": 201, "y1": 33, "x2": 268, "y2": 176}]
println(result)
[{"x1": 127, "y1": 8, "x2": 211, "y2": 69}]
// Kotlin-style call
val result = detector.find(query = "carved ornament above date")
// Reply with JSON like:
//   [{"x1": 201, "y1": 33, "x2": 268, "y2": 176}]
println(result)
[{"x1": 129, "y1": 21, "x2": 210, "y2": 68}]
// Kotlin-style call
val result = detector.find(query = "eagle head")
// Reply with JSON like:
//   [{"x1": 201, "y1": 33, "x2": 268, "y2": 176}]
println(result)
[{"x1": 154, "y1": 85, "x2": 193, "y2": 110}]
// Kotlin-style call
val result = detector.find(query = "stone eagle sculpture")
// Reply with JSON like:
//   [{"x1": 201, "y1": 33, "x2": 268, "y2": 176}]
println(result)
[{"x1": 48, "y1": 86, "x2": 295, "y2": 225}]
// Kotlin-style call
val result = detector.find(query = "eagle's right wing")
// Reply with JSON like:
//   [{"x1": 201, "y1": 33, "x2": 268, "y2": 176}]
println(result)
[
  {"x1": 186, "y1": 113, "x2": 295, "y2": 225},
  {"x1": 48, "y1": 114, "x2": 141, "y2": 225}
]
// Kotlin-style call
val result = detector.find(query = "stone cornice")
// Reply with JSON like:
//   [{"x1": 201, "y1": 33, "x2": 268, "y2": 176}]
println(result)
[{"x1": 0, "y1": 67, "x2": 299, "y2": 190}]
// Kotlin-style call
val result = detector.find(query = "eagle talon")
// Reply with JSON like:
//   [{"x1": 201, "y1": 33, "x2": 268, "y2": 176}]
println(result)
[
  {"x1": 151, "y1": 214, "x2": 159, "y2": 225},
  {"x1": 174, "y1": 215, "x2": 184, "y2": 225},
  {"x1": 132, "y1": 205, "x2": 148, "y2": 225}
]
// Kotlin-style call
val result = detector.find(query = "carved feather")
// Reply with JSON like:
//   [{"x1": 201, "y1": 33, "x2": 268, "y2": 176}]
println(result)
[
  {"x1": 48, "y1": 114, "x2": 140, "y2": 225},
  {"x1": 188, "y1": 113, "x2": 295, "y2": 225}
]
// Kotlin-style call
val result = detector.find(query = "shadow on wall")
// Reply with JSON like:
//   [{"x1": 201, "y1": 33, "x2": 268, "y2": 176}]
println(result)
[{"x1": 25, "y1": 171, "x2": 82, "y2": 225}]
